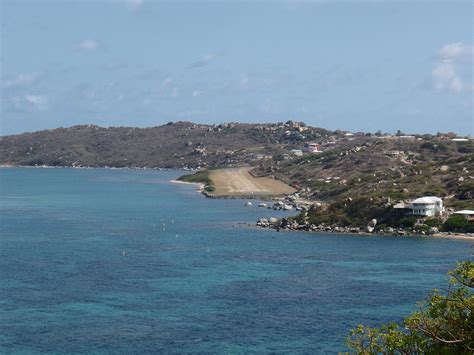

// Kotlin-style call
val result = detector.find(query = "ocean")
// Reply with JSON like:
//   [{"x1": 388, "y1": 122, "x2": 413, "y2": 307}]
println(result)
[{"x1": 1, "y1": 167, "x2": 472, "y2": 353}]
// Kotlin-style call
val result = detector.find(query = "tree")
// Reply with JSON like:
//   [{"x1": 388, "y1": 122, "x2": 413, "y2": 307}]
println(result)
[
  {"x1": 443, "y1": 215, "x2": 469, "y2": 233},
  {"x1": 347, "y1": 261, "x2": 474, "y2": 354}
]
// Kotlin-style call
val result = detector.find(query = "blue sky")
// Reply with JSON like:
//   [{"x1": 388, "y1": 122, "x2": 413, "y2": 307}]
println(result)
[{"x1": 1, "y1": 0, "x2": 472, "y2": 135}]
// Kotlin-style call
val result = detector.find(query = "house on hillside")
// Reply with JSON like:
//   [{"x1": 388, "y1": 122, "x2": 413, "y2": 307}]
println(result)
[
  {"x1": 305, "y1": 143, "x2": 322, "y2": 153},
  {"x1": 408, "y1": 196, "x2": 444, "y2": 217},
  {"x1": 290, "y1": 149, "x2": 303, "y2": 157},
  {"x1": 453, "y1": 210, "x2": 474, "y2": 222}
]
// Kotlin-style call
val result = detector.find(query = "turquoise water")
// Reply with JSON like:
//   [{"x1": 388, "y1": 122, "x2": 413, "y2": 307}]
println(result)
[{"x1": 1, "y1": 168, "x2": 472, "y2": 353}]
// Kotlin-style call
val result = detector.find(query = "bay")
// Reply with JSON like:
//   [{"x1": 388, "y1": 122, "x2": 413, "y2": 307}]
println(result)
[{"x1": 0, "y1": 168, "x2": 472, "y2": 353}]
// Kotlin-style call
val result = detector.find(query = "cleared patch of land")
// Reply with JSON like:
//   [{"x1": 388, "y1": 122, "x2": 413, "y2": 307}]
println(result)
[{"x1": 208, "y1": 167, "x2": 295, "y2": 197}]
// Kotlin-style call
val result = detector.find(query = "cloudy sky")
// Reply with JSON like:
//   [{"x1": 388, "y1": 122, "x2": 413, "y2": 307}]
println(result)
[{"x1": 1, "y1": 0, "x2": 472, "y2": 135}]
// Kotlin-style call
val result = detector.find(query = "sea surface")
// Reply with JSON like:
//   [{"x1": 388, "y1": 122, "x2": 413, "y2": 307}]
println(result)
[{"x1": 1, "y1": 168, "x2": 472, "y2": 353}]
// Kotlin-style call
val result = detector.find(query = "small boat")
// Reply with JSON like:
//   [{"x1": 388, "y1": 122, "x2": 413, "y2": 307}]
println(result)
[
  {"x1": 245, "y1": 201, "x2": 253, "y2": 206},
  {"x1": 258, "y1": 203, "x2": 267, "y2": 208}
]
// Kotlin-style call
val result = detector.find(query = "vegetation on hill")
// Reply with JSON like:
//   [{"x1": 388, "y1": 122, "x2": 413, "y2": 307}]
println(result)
[
  {"x1": 1, "y1": 121, "x2": 472, "y2": 231},
  {"x1": 346, "y1": 261, "x2": 474, "y2": 354},
  {"x1": 0, "y1": 121, "x2": 331, "y2": 169},
  {"x1": 256, "y1": 137, "x2": 474, "y2": 230}
]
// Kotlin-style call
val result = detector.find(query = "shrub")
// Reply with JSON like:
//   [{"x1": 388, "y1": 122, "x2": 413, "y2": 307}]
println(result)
[
  {"x1": 347, "y1": 262, "x2": 474, "y2": 354},
  {"x1": 398, "y1": 216, "x2": 417, "y2": 228},
  {"x1": 443, "y1": 215, "x2": 471, "y2": 233},
  {"x1": 425, "y1": 218, "x2": 442, "y2": 228}
]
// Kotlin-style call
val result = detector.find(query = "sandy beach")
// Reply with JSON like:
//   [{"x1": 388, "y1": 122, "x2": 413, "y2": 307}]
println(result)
[
  {"x1": 170, "y1": 179, "x2": 205, "y2": 191},
  {"x1": 207, "y1": 167, "x2": 296, "y2": 198}
]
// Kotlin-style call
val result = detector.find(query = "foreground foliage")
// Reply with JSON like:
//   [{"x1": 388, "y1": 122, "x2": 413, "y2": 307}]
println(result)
[{"x1": 347, "y1": 261, "x2": 474, "y2": 354}]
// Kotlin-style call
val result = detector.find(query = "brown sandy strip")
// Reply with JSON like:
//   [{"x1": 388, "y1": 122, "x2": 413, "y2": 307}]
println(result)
[{"x1": 207, "y1": 167, "x2": 295, "y2": 198}]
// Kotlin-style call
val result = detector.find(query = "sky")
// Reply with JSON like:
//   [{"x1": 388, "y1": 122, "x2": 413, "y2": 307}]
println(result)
[{"x1": 0, "y1": 0, "x2": 473, "y2": 135}]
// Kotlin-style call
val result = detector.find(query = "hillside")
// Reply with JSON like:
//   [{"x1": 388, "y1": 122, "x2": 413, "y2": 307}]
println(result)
[
  {"x1": 255, "y1": 137, "x2": 474, "y2": 205},
  {"x1": 1, "y1": 121, "x2": 473, "y2": 231},
  {"x1": 253, "y1": 135, "x2": 474, "y2": 231},
  {"x1": 0, "y1": 121, "x2": 330, "y2": 169}
]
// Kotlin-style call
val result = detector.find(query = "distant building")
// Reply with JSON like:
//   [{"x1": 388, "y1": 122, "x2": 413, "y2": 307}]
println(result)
[
  {"x1": 290, "y1": 149, "x2": 303, "y2": 157},
  {"x1": 305, "y1": 143, "x2": 322, "y2": 153},
  {"x1": 452, "y1": 138, "x2": 469, "y2": 142},
  {"x1": 408, "y1": 196, "x2": 444, "y2": 217},
  {"x1": 453, "y1": 210, "x2": 474, "y2": 222}
]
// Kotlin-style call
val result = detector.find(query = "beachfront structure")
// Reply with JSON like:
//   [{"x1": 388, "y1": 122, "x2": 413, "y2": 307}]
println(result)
[
  {"x1": 305, "y1": 143, "x2": 322, "y2": 153},
  {"x1": 453, "y1": 210, "x2": 474, "y2": 222},
  {"x1": 408, "y1": 196, "x2": 444, "y2": 217}
]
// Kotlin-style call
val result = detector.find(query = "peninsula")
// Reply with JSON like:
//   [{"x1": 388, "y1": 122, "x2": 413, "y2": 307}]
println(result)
[{"x1": 1, "y1": 121, "x2": 473, "y2": 236}]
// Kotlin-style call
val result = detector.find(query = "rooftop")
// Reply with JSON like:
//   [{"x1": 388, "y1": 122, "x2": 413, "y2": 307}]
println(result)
[
  {"x1": 453, "y1": 210, "x2": 474, "y2": 215},
  {"x1": 411, "y1": 196, "x2": 443, "y2": 204}
]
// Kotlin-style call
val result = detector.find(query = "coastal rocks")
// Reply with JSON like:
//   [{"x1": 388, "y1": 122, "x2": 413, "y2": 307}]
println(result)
[
  {"x1": 365, "y1": 219, "x2": 377, "y2": 233},
  {"x1": 429, "y1": 227, "x2": 439, "y2": 234},
  {"x1": 255, "y1": 217, "x2": 382, "y2": 236},
  {"x1": 273, "y1": 201, "x2": 285, "y2": 210}
]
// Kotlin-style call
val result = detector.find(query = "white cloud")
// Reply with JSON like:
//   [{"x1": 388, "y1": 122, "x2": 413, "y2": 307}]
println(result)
[
  {"x1": 438, "y1": 42, "x2": 473, "y2": 61},
  {"x1": 126, "y1": 0, "x2": 144, "y2": 11},
  {"x1": 187, "y1": 53, "x2": 218, "y2": 69},
  {"x1": 431, "y1": 42, "x2": 473, "y2": 93},
  {"x1": 25, "y1": 95, "x2": 49, "y2": 111},
  {"x1": 77, "y1": 39, "x2": 100, "y2": 52},
  {"x1": 1, "y1": 72, "x2": 42, "y2": 88},
  {"x1": 9, "y1": 94, "x2": 49, "y2": 111},
  {"x1": 432, "y1": 61, "x2": 463, "y2": 93}
]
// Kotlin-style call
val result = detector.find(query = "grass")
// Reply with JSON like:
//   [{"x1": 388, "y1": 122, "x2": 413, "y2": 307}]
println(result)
[{"x1": 177, "y1": 170, "x2": 215, "y2": 192}]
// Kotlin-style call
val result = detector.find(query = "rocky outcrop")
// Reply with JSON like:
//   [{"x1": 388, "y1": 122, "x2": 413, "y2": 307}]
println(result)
[
  {"x1": 365, "y1": 219, "x2": 377, "y2": 233},
  {"x1": 255, "y1": 217, "x2": 452, "y2": 238}
]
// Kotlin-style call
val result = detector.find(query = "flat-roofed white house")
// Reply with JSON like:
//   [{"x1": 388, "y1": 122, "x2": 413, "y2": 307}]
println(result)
[
  {"x1": 305, "y1": 143, "x2": 322, "y2": 153},
  {"x1": 290, "y1": 149, "x2": 303, "y2": 157},
  {"x1": 453, "y1": 210, "x2": 474, "y2": 222},
  {"x1": 409, "y1": 196, "x2": 444, "y2": 217}
]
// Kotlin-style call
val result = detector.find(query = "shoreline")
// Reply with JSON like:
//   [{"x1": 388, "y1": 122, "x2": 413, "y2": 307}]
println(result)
[
  {"x1": 170, "y1": 179, "x2": 205, "y2": 191},
  {"x1": 4, "y1": 165, "x2": 472, "y2": 242},
  {"x1": 256, "y1": 224, "x2": 474, "y2": 241},
  {"x1": 255, "y1": 224, "x2": 474, "y2": 241},
  {"x1": 0, "y1": 164, "x2": 196, "y2": 172}
]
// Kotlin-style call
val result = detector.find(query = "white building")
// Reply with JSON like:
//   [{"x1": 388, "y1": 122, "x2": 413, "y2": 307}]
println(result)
[
  {"x1": 305, "y1": 143, "x2": 322, "y2": 153},
  {"x1": 290, "y1": 149, "x2": 303, "y2": 157},
  {"x1": 409, "y1": 196, "x2": 444, "y2": 217},
  {"x1": 453, "y1": 210, "x2": 474, "y2": 222}
]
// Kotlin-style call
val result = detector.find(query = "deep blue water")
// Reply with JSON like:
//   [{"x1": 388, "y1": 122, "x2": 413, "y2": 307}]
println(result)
[{"x1": 0, "y1": 168, "x2": 472, "y2": 353}]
